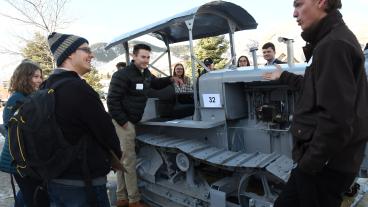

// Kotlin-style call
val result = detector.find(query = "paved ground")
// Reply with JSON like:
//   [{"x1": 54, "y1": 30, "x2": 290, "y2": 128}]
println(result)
[
  {"x1": 0, "y1": 134, "x2": 18, "y2": 207},
  {"x1": 341, "y1": 178, "x2": 368, "y2": 207},
  {"x1": 0, "y1": 172, "x2": 15, "y2": 207}
]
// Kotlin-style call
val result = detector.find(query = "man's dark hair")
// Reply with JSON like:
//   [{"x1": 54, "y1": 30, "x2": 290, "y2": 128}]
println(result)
[
  {"x1": 133, "y1": 44, "x2": 151, "y2": 55},
  {"x1": 262, "y1": 42, "x2": 276, "y2": 52},
  {"x1": 204, "y1": 58, "x2": 214, "y2": 66},
  {"x1": 325, "y1": 0, "x2": 342, "y2": 13},
  {"x1": 116, "y1": 62, "x2": 126, "y2": 70}
]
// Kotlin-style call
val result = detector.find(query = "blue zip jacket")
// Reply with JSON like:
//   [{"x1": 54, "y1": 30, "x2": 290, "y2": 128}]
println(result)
[{"x1": 0, "y1": 92, "x2": 25, "y2": 174}]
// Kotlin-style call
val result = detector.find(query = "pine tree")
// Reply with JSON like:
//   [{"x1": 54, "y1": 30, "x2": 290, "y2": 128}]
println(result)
[
  {"x1": 194, "y1": 35, "x2": 229, "y2": 72},
  {"x1": 83, "y1": 66, "x2": 103, "y2": 96},
  {"x1": 22, "y1": 32, "x2": 54, "y2": 77}
]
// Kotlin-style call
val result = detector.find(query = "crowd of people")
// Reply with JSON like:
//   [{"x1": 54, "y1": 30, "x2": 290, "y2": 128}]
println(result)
[{"x1": 0, "y1": 0, "x2": 367, "y2": 207}]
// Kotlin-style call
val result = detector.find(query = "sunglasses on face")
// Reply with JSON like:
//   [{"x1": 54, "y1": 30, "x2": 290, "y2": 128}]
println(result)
[{"x1": 77, "y1": 47, "x2": 92, "y2": 54}]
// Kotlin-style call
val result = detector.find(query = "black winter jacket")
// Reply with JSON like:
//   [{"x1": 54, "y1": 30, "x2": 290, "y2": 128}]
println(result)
[
  {"x1": 280, "y1": 11, "x2": 368, "y2": 174},
  {"x1": 265, "y1": 58, "x2": 285, "y2": 66},
  {"x1": 107, "y1": 62, "x2": 172, "y2": 125},
  {"x1": 43, "y1": 70, "x2": 122, "y2": 179}
]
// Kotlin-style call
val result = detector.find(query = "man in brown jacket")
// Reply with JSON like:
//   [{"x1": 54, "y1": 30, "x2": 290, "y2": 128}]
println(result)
[{"x1": 263, "y1": 0, "x2": 368, "y2": 206}]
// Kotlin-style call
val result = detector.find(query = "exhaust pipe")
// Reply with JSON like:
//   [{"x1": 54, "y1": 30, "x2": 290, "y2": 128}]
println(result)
[
  {"x1": 250, "y1": 47, "x2": 258, "y2": 69},
  {"x1": 278, "y1": 37, "x2": 295, "y2": 67}
]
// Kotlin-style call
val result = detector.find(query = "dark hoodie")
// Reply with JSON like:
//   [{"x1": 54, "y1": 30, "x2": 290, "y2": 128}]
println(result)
[
  {"x1": 280, "y1": 11, "x2": 368, "y2": 174},
  {"x1": 42, "y1": 69, "x2": 122, "y2": 179}
]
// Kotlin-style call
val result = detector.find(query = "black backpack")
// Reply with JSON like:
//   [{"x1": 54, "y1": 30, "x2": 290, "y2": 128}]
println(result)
[
  {"x1": 7, "y1": 78, "x2": 78, "y2": 181},
  {"x1": 8, "y1": 77, "x2": 108, "y2": 207}
]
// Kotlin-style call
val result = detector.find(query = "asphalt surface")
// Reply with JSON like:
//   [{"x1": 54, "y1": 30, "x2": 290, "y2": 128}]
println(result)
[{"x1": 0, "y1": 134, "x2": 16, "y2": 207}]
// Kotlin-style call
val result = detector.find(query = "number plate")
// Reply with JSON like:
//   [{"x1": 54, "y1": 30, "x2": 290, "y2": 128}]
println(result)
[{"x1": 202, "y1": 94, "x2": 221, "y2": 108}]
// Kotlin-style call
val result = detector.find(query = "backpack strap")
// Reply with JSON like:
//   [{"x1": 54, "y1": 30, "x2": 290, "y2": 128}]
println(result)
[{"x1": 10, "y1": 174, "x2": 18, "y2": 205}]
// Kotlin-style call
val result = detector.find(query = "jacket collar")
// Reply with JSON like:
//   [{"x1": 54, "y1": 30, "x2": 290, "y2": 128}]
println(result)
[
  {"x1": 301, "y1": 10, "x2": 345, "y2": 62},
  {"x1": 130, "y1": 60, "x2": 149, "y2": 76},
  {"x1": 53, "y1": 68, "x2": 81, "y2": 78},
  {"x1": 50, "y1": 68, "x2": 81, "y2": 80}
]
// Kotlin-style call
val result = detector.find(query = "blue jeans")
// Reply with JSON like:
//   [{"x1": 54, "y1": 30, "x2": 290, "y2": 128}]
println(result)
[
  {"x1": 14, "y1": 190, "x2": 25, "y2": 207},
  {"x1": 48, "y1": 182, "x2": 110, "y2": 207}
]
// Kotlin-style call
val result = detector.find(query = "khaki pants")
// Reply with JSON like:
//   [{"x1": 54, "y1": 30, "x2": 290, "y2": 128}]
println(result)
[{"x1": 112, "y1": 119, "x2": 140, "y2": 203}]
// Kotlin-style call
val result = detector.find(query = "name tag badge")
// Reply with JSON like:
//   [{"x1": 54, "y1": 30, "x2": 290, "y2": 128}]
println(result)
[{"x1": 136, "y1": 83, "x2": 143, "y2": 90}]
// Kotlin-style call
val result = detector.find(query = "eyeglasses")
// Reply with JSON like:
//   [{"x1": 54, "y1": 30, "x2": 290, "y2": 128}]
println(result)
[
  {"x1": 239, "y1": 60, "x2": 248, "y2": 62},
  {"x1": 175, "y1": 67, "x2": 184, "y2": 70},
  {"x1": 77, "y1": 47, "x2": 92, "y2": 54}
]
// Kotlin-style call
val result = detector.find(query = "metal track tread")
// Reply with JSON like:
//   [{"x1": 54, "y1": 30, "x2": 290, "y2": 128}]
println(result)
[{"x1": 137, "y1": 133, "x2": 293, "y2": 182}]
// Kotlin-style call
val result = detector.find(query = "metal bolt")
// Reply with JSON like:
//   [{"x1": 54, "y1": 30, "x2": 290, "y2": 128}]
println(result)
[{"x1": 249, "y1": 198, "x2": 255, "y2": 207}]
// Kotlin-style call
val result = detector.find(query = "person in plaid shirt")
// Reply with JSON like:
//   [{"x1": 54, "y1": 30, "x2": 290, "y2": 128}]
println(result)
[{"x1": 172, "y1": 63, "x2": 193, "y2": 93}]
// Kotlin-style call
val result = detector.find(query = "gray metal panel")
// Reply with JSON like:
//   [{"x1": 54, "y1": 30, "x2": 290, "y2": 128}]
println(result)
[
  {"x1": 241, "y1": 153, "x2": 280, "y2": 168},
  {"x1": 142, "y1": 180, "x2": 210, "y2": 206},
  {"x1": 200, "y1": 63, "x2": 307, "y2": 86},
  {"x1": 209, "y1": 189, "x2": 226, "y2": 207},
  {"x1": 138, "y1": 146, "x2": 163, "y2": 183},
  {"x1": 106, "y1": 1, "x2": 257, "y2": 49},
  {"x1": 266, "y1": 155, "x2": 294, "y2": 182},
  {"x1": 223, "y1": 83, "x2": 248, "y2": 119},
  {"x1": 222, "y1": 153, "x2": 257, "y2": 167},
  {"x1": 138, "y1": 134, "x2": 170, "y2": 146},
  {"x1": 137, "y1": 134, "x2": 163, "y2": 143},
  {"x1": 198, "y1": 71, "x2": 227, "y2": 122},
  {"x1": 141, "y1": 119, "x2": 225, "y2": 129},
  {"x1": 243, "y1": 129, "x2": 272, "y2": 153},
  {"x1": 157, "y1": 138, "x2": 189, "y2": 148},
  {"x1": 206, "y1": 151, "x2": 243, "y2": 165},
  {"x1": 191, "y1": 148, "x2": 227, "y2": 160},
  {"x1": 141, "y1": 98, "x2": 158, "y2": 122},
  {"x1": 199, "y1": 108, "x2": 226, "y2": 122},
  {"x1": 150, "y1": 136, "x2": 192, "y2": 149},
  {"x1": 199, "y1": 71, "x2": 223, "y2": 98},
  {"x1": 176, "y1": 142, "x2": 210, "y2": 154}
]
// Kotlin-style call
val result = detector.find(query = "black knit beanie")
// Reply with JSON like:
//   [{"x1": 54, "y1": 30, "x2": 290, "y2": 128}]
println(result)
[{"x1": 47, "y1": 32, "x2": 89, "y2": 66}]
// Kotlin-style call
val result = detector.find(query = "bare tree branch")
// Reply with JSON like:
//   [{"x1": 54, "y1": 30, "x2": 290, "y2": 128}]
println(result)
[
  {"x1": 2, "y1": 0, "x2": 43, "y2": 29},
  {"x1": 1, "y1": 0, "x2": 70, "y2": 33},
  {"x1": 0, "y1": 12, "x2": 48, "y2": 31},
  {"x1": 0, "y1": 47, "x2": 23, "y2": 55},
  {"x1": 0, "y1": 0, "x2": 71, "y2": 58},
  {"x1": 24, "y1": 0, "x2": 50, "y2": 32}
]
